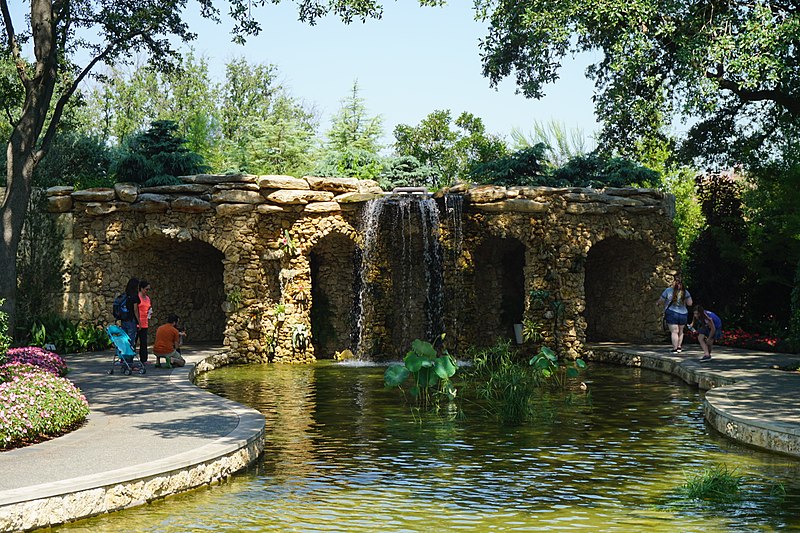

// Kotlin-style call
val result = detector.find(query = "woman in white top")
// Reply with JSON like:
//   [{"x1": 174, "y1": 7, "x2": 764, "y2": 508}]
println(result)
[{"x1": 657, "y1": 277, "x2": 693, "y2": 353}]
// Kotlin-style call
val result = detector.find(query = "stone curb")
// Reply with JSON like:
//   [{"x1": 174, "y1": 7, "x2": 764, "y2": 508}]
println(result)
[
  {"x1": 587, "y1": 344, "x2": 800, "y2": 458},
  {"x1": 0, "y1": 356, "x2": 265, "y2": 532}
]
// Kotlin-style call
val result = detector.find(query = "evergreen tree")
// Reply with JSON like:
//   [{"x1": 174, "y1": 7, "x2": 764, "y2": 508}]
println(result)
[
  {"x1": 326, "y1": 80, "x2": 383, "y2": 154},
  {"x1": 114, "y1": 121, "x2": 208, "y2": 186},
  {"x1": 316, "y1": 81, "x2": 384, "y2": 179}
]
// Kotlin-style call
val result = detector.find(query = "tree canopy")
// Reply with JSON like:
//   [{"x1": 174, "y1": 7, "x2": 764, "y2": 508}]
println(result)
[
  {"x1": 0, "y1": 0, "x2": 442, "y2": 327},
  {"x1": 476, "y1": 0, "x2": 800, "y2": 164},
  {"x1": 393, "y1": 109, "x2": 507, "y2": 188}
]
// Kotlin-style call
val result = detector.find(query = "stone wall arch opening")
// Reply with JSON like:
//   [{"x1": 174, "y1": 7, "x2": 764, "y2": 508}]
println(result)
[
  {"x1": 584, "y1": 237, "x2": 659, "y2": 342},
  {"x1": 310, "y1": 233, "x2": 358, "y2": 358},
  {"x1": 119, "y1": 237, "x2": 225, "y2": 342},
  {"x1": 473, "y1": 237, "x2": 526, "y2": 344}
]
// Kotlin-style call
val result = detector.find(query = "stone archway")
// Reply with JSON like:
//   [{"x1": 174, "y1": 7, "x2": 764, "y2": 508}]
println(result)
[
  {"x1": 310, "y1": 233, "x2": 358, "y2": 357},
  {"x1": 473, "y1": 237, "x2": 526, "y2": 344},
  {"x1": 584, "y1": 237, "x2": 659, "y2": 342},
  {"x1": 119, "y1": 237, "x2": 225, "y2": 342}
]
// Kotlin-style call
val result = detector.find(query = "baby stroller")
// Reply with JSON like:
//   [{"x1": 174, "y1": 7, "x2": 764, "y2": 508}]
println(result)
[{"x1": 106, "y1": 324, "x2": 146, "y2": 375}]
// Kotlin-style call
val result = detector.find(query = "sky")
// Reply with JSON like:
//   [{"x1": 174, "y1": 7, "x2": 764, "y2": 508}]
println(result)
[{"x1": 181, "y1": 2, "x2": 601, "y2": 147}]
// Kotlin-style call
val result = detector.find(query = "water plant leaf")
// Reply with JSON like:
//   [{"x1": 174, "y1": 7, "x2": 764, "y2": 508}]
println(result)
[
  {"x1": 405, "y1": 352, "x2": 425, "y2": 372},
  {"x1": 566, "y1": 367, "x2": 579, "y2": 378},
  {"x1": 434, "y1": 356, "x2": 457, "y2": 379},
  {"x1": 532, "y1": 357, "x2": 551, "y2": 370},
  {"x1": 384, "y1": 364, "x2": 410, "y2": 387},
  {"x1": 409, "y1": 385, "x2": 420, "y2": 397},
  {"x1": 540, "y1": 346, "x2": 556, "y2": 361},
  {"x1": 417, "y1": 367, "x2": 439, "y2": 387},
  {"x1": 411, "y1": 339, "x2": 437, "y2": 358},
  {"x1": 576, "y1": 359, "x2": 587, "y2": 369}
]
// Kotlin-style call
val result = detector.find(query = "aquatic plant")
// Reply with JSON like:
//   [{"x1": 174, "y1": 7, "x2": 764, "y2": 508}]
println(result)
[
  {"x1": 384, "y1": 338, "x2": 457, "y2": 409},
  {"x1": 529, "y1": 345, "x2": 586, "y2": 388},
  {"x1": 682, "y1": 464, "x2": 744, "y2": 502}
]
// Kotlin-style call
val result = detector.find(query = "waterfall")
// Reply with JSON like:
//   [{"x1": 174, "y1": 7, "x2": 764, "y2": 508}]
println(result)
[
  {"x1": 353, "y1": 193, "x2": 445, "y2": 358},
  {"x1": 353, "y1": 198, "x2": 386, "y2": 358},
  {"x1": 444, "y1": 194, "x2": 464, "y2": 350}
]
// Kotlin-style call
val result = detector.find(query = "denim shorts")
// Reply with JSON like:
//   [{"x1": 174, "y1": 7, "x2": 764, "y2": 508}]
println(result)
[
  {"x1": 664, "y1": 309, "x2": 689, "y2": 325},
  {"x1": 698, "y1": 326, "x2": 722, "y2": 340}
]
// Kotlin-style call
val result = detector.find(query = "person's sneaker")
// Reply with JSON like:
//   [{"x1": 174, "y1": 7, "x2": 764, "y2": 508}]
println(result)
[
  {"x1": 670, "y1": 349, "x2": 679, "y2": 353},
  {"x1": 700, "y1": 355, "x2": 712, "y2": 362},
  {"x1": 677, "y1": 347, "x2": 683, "y2": 353}
]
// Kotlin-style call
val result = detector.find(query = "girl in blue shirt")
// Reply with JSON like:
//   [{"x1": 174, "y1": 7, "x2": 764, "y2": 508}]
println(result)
[{"x1": 688, "y1": 305, "x2": 722, "y2": 362}]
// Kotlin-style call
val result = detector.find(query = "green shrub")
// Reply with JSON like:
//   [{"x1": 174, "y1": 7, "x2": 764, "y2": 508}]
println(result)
[
  {"x1": 15, "y1": 190, "x2": 66, "y2": 338},
  {"x1": 0, "y1": 363, "x2": 89, "y2": 449},
  {"x1": 26, "y1": 315, "x2": 110, "y2": 354},
  {"x1": 0, "y1": 299, "x2": 11, "y2": 360}
]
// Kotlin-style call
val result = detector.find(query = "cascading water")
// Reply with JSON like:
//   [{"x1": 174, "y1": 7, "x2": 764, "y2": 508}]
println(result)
[
  {"x1": 443, "y1": 193, "x2": 464, "y2": 349},
  {"x1": 353, "y1": 198, "x2": 386, "y2": 357},
  {"x1": 353, "y1": 192, "x2": 445, "y2": 358}
]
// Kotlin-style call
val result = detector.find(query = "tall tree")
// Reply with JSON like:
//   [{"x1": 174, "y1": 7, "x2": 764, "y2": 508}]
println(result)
[
  {"x1": 316, "y1": 80, "x2": 384, "y2": 180},
  {"x1": 475, "y1": 0, "x2": 800, "y2": 164},
  {"x1": 393, "y1": 109, "x2": 507, "y2": 187},
  {"x1": 325, "y1": 79, "x2": 383, "y2": 154},
  {"x1": 217, "y1": 58, "x2": 317, "y2": 174},
  {"x1": 0, "y1": 0, "x2": 442, "y2": 328}
]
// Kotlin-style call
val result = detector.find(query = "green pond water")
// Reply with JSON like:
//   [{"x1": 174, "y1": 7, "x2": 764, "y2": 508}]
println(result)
[{"x1": 57, "y1": 362, "x2": 800, "y2": 532}]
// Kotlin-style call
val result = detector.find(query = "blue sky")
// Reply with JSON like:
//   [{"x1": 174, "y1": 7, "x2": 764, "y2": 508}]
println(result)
[{"x1": 183, "y1": 2, "x2": 601, "y2": 147}]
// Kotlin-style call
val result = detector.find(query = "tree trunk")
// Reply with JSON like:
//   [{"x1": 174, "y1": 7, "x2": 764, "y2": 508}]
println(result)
[
  {"x1": 1, "y1": 126, "x2": 40, "y2": 336},
  {"x1": 0, "y1": 0, "x2": 59, "y2": 337}
]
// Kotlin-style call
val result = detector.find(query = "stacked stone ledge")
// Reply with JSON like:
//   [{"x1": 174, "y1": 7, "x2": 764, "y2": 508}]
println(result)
[
  {"x1": 42, "y1": 176, "x2": 674, "y2": 363},
  {"x1": 46, "y1": 178, "x2": 670, "y2": 217}
]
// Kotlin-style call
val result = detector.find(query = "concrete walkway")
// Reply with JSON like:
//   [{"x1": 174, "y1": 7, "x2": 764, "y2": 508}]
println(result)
[
  {"x1": 0, "y1": 346, "x2": 264, "y2": 532},
  {"x1": 0, "y1": 342, "x2": 798, "y2": 531}
]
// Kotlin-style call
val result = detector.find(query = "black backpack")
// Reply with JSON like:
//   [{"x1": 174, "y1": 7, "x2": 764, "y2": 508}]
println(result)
[{"x1": 112, "y1": 293, "x2": 130, "y2": 320}]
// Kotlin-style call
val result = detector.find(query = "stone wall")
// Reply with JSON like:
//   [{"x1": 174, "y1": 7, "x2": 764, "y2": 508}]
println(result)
[{"x1": 46, "y1": 175, "x2": 678, "y2": 362}]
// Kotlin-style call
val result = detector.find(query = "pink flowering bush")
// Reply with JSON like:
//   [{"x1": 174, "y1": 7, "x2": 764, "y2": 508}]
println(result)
[
  {"x1": 717, "y1": 328, "x2": 780, "y2": 351},
  {"x1": 0, "y1": 362, "x2": 89, "y2": 449},
  {"x1": 687, "y1": 328, "x2": 782, "y2": 352},
  {"x1": 5, "y1": 346, "x2": 68, "y2": 376}
]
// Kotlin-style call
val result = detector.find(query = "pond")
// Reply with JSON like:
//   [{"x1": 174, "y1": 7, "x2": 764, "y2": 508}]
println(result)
[{"x1": 57, "y1": 362, "x2": 800, "y2": 531}]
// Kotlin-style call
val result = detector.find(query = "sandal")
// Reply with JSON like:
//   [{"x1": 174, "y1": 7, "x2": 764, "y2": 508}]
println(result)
[{"x1": 700, "y1": 355, "x2": 712, "y2": 362}]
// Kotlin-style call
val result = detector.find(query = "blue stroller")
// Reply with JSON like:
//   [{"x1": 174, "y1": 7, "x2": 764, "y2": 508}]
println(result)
[{"x1": 106, "y1": 325, "x2": 146, "y2": 375}]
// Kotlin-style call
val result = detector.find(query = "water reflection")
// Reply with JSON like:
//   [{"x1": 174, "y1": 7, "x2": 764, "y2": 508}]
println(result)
[{"x1": 57, "y1": 363, "x2": 800, "y2": 532}]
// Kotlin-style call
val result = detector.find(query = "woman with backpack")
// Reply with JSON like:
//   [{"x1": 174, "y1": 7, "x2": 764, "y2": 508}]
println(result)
[{"x1": 120, "y1": 277, "x2": 140, "y2": 349}]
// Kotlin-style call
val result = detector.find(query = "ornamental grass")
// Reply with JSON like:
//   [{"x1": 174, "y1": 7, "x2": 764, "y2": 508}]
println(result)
[{"x1": 0, "y1": 362, "x2": 89, "y2": 449}]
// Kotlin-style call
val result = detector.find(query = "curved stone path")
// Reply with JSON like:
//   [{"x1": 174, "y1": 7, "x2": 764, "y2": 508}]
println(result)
[
  {"x1": 0, "y1": 346, "x2": 264, "y2": 532},
  {"x1": 0, "y1": 343, "x2": 798, "y2": 531}
]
